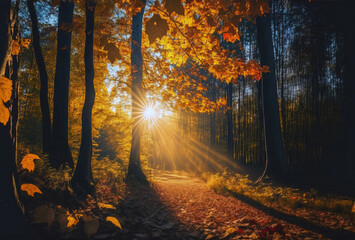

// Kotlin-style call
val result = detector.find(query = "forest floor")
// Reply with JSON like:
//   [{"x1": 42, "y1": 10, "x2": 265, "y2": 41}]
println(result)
[{"x1": 26, "y1": 170, "x2": 355, "y2": 240}]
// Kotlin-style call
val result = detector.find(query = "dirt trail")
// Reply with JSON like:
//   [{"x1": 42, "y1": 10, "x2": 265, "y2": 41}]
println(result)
[{"x1": 148, "y1": 170, "x2": 329, "y2": 240}]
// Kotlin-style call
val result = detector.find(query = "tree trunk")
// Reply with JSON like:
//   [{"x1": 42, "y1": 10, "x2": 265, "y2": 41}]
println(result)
[
  {"x1": 342, "y1": 3, "x2": 355, "y2": 193},
  {"x1": 71, "y1": 0, "x2": 96, "y2": 195},
  {"x1": 0, "y1": 1, "x2": 30, "y2": 238},
  {"x1": 256, "y1": 2, "x2": 287, "y2": 179},
  {"x1": 50, "y1": 0, "x2": 74, "y2": 169},
  {"x1": 209, "y1": 77, "x2": 216, "y2": 150},
  {"x1": 127, "y1": 0, "x2": 148, "y2": 184},
  {"x1": 27, "y1": 0, "x2": 51, "y2": 154},
  {"x1": 227, "y1": 82, "x2": 234, "y2": 161}
]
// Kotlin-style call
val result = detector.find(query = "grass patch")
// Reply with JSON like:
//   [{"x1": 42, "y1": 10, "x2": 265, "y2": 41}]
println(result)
[{"x1": 202, "y1": 170, "x2": 354, "y2": 217}]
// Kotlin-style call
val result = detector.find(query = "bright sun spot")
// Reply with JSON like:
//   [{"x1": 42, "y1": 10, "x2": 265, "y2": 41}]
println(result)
[{"x1": 143, "y1": 105, "x2": 157, "y2": 121}]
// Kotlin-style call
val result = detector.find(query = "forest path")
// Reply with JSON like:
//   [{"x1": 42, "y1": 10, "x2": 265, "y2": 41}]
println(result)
[{"x1": 140, "y1": 170, "x2": 350, "y2": 240}]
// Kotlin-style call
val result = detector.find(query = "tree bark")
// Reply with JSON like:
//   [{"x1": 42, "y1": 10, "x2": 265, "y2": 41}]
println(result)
[
  {"x1": 71, "y1": 0, "x2": 96, "y2": 195},
  {"x1": 256, "y1": 2, "x2": 287, "y2": 179},
  {"x1": 27, "y1": 0, "x2": 51, "y2": 154},
  {"x1": 50, "y1": 0, "x2": 74, "y2": 169},
  {"x1": 227, "y1": 82, "x2": 234, "y2": 161},
  {"x1": 0, "y1": 1, "x2": 30, "y2": 238},
  {"x1": 342, "y1": 3, "x2": 355, "y2": 193},
  {"x1": 127, "y1": 0, "x2": 148, "y2": 184},
  {"x1": 209, "y1": 77, "x2": 216, "y2": 150}
]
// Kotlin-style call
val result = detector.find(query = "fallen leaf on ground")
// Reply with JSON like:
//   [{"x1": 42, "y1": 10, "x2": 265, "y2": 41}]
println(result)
[
  {"x1": 98, "y1": 202, "x2": 116, "y2": 209},
  {"x1": 106, "y1": 216, "x2": 122, "y2": 230},
  {"x1": 67, "y1": 214, "x2": 79, "y2": 228}
]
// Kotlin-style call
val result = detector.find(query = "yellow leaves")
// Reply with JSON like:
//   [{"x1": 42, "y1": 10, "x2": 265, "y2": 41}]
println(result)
[
  {"x1": 11, "y1": 39, "x2": 31, "y2": 55},
  {"x1": 217, "y1": 97, "x2": 227, "y2": 107},
  {"x1": 21, "y1": 154, "x2": 40, "y2": 172},
  {"x1": 67, "y1": 215, "x2": 79, "y2": 228},
  {"x1": 0, "y1": 76, "x2": 12, "y2": 103},
  {"x1": 20, "y1": 39, "x2": 31, "y2": 49},
  {"x1": 196, "y1": 83, "x2": 205, "y2": 91},
  {"x1": 98, "y1": 202, "x2": 116, "y2": 209},
  {"x1": 66, "y1": 211, "x2": 83, "y2": 228},
  {"x1": 106, "y1": 216, "x2": 122, "y2": 230},
  {"x1": 0, "y1": 76, "x2": 12, "y2": 125},
  {"x1": 21, "y1": 183, "x2": 42, "y2": 197},
  {"x1": 145, "y1": 14, "x2": 169, "y2": 44},
  {"x1": 11, "y1": 40, "x2": 20, "y2": 55}
]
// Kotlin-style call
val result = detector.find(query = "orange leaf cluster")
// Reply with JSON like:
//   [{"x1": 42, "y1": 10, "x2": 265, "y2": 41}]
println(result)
[
  {"x1": 0, "y1": 76, "x2": 12, "y2": 125},
  {"x1": 21, "y1": 154, "x2": 40, "y2": 172},
  {"x1": 21, "y1": 183, "x2": 42, "y2": 197}
]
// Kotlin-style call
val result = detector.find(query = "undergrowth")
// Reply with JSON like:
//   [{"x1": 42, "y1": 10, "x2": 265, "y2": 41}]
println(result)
[
  {"x1": 202, "y1": 170, "x2": 354, "y2": 217},
  {"x1": 18, "y1": 151, "x2": 128, "y2": 238}
]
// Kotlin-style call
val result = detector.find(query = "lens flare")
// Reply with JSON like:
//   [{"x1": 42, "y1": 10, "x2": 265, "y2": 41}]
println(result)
[{"x1": 143, "y1": 105, "x2": 156, "y2": 121}]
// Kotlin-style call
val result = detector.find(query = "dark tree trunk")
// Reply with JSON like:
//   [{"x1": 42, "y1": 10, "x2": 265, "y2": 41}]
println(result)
[
  {"x1": 27, "y1": 0, "x2": 51, "y2": 154},
  {"x1": 50, "y1": 0, "x2": 74, "y2": 169},
  {"x1": 256, "y1": 2, "x2": 287, "y2": 179},
  {"x1": 71, "y1": 0, "x2": 96, "y2": 195},
  {"x1": 227, "y1": 82, "x2": 234, "y2": 161},
  {"x1": 209, "y1": 77, "x2": 216, "y2": 150},
  {"x1": 0, "y1": 1, "x2": 30, "y2": 238},
  {"x1": 127, "y1": 0, "x2": 148, "y2": 184},
  {"x1": 342, "y1": 3, "x2": 355, "y2": 192}
]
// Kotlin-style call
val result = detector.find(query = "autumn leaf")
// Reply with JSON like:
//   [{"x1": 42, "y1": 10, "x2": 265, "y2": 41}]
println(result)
[
  {"x1": 67, "y1": 214, "x2": 79, "y2": 228},
  {"x1": 20, "y1": 39, "x2": 31, "y2": 49},
  {"x1": 106, "y1": 216, "x2": 122, "y2": 230},
  {"x1": 145, "y1": 14, "x2": 169, "y2": 44},
  {"x1": 0, "y1": 76, "x2": 12, "y2": 125},
  {"x1": 164, "y1": 0, "x2": 184, "y2": 16},
  {"x1": 222, "y1": 227, "x2": 238, "y2": 239},
  {"x1": 21, "y1": 153, "x2": 40, "y2": 172},
  {"x1": 21, "y1": 183, "x2": 42, "y2": 197},
  {"x1": 98, "y1": 202, "x2": 116, "y2": 209},
  {"x1": 223, "y1": 32, "x2": 239, "y2": 43},
  {"x1": 11, "y1": 40, "x2": 20, "y2": 55}
]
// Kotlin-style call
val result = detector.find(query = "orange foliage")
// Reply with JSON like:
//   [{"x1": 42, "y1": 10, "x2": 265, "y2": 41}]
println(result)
[
  {"x1": 21, "y1": 183, "x2": 42, "y2": 197},
  {"x1": 21, "y1": 154, "x2": 40, "y2": 172}
]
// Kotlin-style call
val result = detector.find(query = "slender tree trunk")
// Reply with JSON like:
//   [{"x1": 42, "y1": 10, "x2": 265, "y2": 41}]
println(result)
[
  {"x1": 210, "y1": 77, "x2": 216, "y2": 150},
  {"x1": 50, "y1": 0, "x2": 74, "y2": 169},
  {"x1": 27, "y1": 0, "x2": 51, "y2": 154},
  {"x1": 342, "y1": 3, "x2": 355, "y2": 192},
  {"x1": 256, "y1": 2, "x2": 287, "y2": 179},
  {"x1": 0, "y1": 1, "x2": 30, "y2": 238},
  {"x1": 127, "y1": 0, "x2": 148, "y2": 184},
  {"x1": 71, "y1": 0, "x2": 96, "y2": 195},
  {"x1": 227, "y1": 82, "x2": 234, "y2": 161}
]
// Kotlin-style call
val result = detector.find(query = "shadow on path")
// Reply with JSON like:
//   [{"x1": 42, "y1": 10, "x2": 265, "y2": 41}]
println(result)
[
  {"x1": 116, "y1": 180, "x2": 202, "y2": 240},
  {"x1": 227, "y1": 189, "x2": 355, "y2": 240}
]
